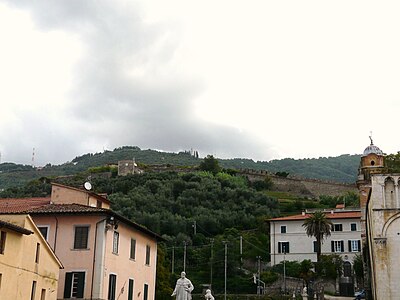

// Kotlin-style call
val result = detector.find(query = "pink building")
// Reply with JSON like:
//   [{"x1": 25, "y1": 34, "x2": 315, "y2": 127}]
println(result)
[{"x1": 0, "y1": 183, "x2": 162, "y2": 300}]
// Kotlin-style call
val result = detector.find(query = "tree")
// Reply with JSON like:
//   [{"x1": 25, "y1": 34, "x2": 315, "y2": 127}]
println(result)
[
  {"x1": 199, "y1": 155, "x2": 221, "y2": 174},
  {"x1": 302, "y1": 211, "x2": 332, "y2": 264}
]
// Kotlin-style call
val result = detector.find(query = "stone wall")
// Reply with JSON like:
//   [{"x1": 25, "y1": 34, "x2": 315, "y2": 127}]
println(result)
[{"x1": 240, "y1": 169, "x2": 357, "y2": 198}]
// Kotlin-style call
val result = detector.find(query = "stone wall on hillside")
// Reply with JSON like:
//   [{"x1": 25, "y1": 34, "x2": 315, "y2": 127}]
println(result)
[{"x1": 240, "y1": 169, "x2": 357, "y2": 198}]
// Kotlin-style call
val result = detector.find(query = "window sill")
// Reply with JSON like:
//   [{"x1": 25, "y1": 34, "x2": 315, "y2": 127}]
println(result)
[{"x1": 71, "y1": 248, "x2": 90, "y2": 251}]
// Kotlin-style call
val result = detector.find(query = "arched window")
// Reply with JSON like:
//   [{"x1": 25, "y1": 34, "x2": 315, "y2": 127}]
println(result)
[{"x1": 385, "y1": 177, "x2": 396, "y2": 208}]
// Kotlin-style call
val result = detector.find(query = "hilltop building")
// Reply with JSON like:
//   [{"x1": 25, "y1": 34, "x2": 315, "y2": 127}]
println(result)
[
  {"x1": 118, "y1": 160, "x2": 142, "y2": 176},
  {"x1": 357, "y1": 138, "x2": 400, "y2": 299},
  {"x1": 0, "y1": 214, "x2": 62, "y2": 300},
  {"x1": 0, "y1": 183, "x2": 162, "y2": 300}
]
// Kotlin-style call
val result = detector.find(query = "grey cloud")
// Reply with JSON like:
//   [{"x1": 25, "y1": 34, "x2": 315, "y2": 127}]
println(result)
[{"x1": 2, "y1": 0, "x2": 274, "y2": 164}]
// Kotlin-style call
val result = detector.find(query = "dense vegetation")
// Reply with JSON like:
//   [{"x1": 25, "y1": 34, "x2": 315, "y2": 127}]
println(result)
[
  {"x1": 0, "y1": 152, "x2": 365, "y2": 297},
  {"x1": 0, "y1": 146, "x2": 361, "y2": 190}
]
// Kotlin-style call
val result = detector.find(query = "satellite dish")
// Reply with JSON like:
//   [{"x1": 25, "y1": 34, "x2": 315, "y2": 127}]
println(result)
[{"x1": 84, "y1": 181, "x2": 92, "y2": 191}]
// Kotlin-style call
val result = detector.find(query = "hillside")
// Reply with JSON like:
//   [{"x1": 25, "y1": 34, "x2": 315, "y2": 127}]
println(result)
[{"x1": 0, "y1": 146, "x2": 361, "y2": 189}]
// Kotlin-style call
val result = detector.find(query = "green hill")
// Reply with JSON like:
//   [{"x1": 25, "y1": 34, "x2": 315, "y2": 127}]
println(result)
[{"x1": 0, "y1": 146, "x2": 361, "y2": 189}]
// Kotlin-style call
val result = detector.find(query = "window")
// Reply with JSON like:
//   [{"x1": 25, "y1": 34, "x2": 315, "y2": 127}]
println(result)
[
  {"x1": 128, "y1": 279, "x2": 134, "y2": 300},
  {"x1": 74, "y1": 226, "x2": 89, "y2": 249},
  {"x1": 349, "y1": 240, "x2": 361, "y2": 252},
  {"x1": 35, "y1": 243, "x2": 40, "y2": 263},
  {"x1": 143, "y1": 284, "x2": 149, "y2": 300},
  {"x1": 31, "y1": 281, "x2": 37, "y2": 300},
  {"x1": 97, "y1": 200, "x2": 102, "y2": 208},
  {"x1": 108, "y1": 274, "x2": 117, "y2": 300},
  {"x1": 0, "y1": 231, "x2": 6, "y2": 254},
  {"x1": 331, "y1": 240, "x2": 344, "y2": 253},
  {"x1": 38, "y1": 227, "x2": 49, "y2": 240},
  {"x1": 280, "y1": 226, "x2": 287, "y2": 234},
  {"x1": 63, "y1": 272, "x2": 85, "y2": 298},
  {"x1": 278, "y1": 241, "x2": 289, "y2": 253},
  {"x1": 332, "y1": 224, "x2": 343, "y2": 232},
  {"x1": 130, "y1": 239, "x2": 136, "y2": 260},
  {"x1": 145, "y1": 245, "x2": 151, "y2": 265},
  {"x1": 350, "y1": 223, "x2": 357, "y2": 231},
  {"x1": 40, "y1": 289, "x2": 46, "y2": 300},
  {"x1": 313, "y1": 241, "x2": 318, "y2": 253},
  {"x1": 113, "y1": 232, "x2": 119, "y2": 254}
]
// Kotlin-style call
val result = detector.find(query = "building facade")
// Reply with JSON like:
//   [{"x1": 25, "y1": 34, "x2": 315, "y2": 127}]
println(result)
[
  {"x1": 0, "y1": 183, "x2": 161, "y2": 300},
  {"x1": 357, "y1": 138, "x2": 400, "y2": 299},
  {"x1": 0, "y1": 214, "x2": 62, "y2": 300},
  {"x1": 269, "y1": 209, "x2": 362, "y2": 266}
]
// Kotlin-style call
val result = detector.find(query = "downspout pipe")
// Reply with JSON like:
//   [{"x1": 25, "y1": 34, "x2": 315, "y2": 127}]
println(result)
[{"x1": 90, "y1": 217, "x2": 108, "y2": 300}]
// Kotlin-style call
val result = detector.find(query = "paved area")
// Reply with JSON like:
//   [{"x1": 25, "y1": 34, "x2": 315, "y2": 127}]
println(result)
[{"x1": 324, "y1": 295, "x2": 354, "y2": 300}]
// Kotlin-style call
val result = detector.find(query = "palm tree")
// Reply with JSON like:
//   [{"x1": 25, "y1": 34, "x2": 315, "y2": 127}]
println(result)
[{"x1": 302, "y1": 210, "x2": 332, "y2": 264}]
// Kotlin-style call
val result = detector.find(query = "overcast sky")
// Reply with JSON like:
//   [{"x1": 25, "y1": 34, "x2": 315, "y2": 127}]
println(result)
[{"x1": 1, "y1": 0, "x2": 400, "y2": 166}]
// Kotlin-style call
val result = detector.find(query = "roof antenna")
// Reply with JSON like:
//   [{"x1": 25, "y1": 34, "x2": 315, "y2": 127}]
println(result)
[{"x1": 369, "y1": 131, "x2": 373, "y2": 145}]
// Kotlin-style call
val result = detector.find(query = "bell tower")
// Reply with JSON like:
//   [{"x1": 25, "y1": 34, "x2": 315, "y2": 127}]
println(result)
[
  {"x1": 357, "y1": 135, "x2": 384, "y2": 233},
  {"x1": 356, "y1": 135, "x2": 384, "y2": 298}
]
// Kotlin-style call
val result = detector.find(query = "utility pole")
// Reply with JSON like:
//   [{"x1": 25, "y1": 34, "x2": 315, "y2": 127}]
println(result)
[
  {"x1": 183, "y1": 241, "x2": 187, "y2": 272},
  {"x1": 172, "y1": 246, "x2": 175, "y2": 274},
  {"x1": 192, "y1": 221, "x2": 197, "y2": 236},
  {"x1": 256, "y1": 256, "x2": 261, "y2": 295},
  {"x1": 283, "y1": 251, "x2": 286, "y2": 295},
  {"x1": 240, "y1": 236, "x2": 243, "y2": 266},
  {"x1": 210, "y1": 238, "x2": 214, "y2": 289},
  {"x1": 223, "y1": 241, "x2": 228, "y2": 300}
]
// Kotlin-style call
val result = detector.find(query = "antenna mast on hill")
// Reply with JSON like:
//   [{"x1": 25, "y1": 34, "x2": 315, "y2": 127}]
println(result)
[{"x1": 32, "y1": 147, "x2": 35, "y2": 167}]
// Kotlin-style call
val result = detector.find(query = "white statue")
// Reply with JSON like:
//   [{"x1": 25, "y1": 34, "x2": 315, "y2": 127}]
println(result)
[
  {"x1": 204, "y1": 289, "x2": 214, "y2": 300},
  {"x1": 172, "y1": 271, "x2": 194, "y2": 300},
  {"x1": 302, "y1": 286, "x2": 308, "y2": 296}
]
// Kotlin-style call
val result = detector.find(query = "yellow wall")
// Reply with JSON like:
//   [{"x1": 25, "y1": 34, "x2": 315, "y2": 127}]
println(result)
[{"x1": 0, "y1": 215, "x2": 61, "y2": 300}]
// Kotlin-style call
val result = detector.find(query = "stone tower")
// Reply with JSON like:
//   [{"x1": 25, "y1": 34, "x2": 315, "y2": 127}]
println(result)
[
  {"x1": 356, "y1": 137, "x2": 384, "y2": 299},
  {"x1": 357, "y1": 137, "x2": 384, "y2": 238}
]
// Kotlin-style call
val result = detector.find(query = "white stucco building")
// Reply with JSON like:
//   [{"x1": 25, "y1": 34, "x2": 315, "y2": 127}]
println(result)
[{"x1": 269, "y1": 208, "x2": 362, "y2": 266}]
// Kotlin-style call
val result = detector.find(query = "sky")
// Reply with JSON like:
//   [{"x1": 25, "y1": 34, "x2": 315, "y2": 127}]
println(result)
[{"x1": 1, "y1": 0, "x2": 400, "y2": 166}]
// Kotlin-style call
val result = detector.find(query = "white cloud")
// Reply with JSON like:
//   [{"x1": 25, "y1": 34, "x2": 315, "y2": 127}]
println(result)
[{"x1": 1, "y1": 0, "x2": 400, "y2": 165}]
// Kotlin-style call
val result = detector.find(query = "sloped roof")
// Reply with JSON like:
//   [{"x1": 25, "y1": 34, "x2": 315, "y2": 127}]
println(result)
[
  {"x1": 0, "y1": 218, "x2": 33, "y2": 235},
  {"x1": 269, "y1": 211, "x2": 361, "y2": 222},
  {"x1": 25, "y1": 204, "x2": 163, "y2": 241},
  {"x1": 0, "y1": 197, "x2": 51, "y2": 213}
]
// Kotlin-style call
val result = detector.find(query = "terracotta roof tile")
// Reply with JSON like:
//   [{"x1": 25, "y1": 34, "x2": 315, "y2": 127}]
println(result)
[
  {"x1": 0, "y1": 197, "x2": 51, "y2": 213},
  {"x1": 0, "y1": 219, "x2": 33, "y2": 235},
  {"x1": 269, "y1": 211, "x2": 361, "y2": 221},
  {"x1": 26, "y1": 203, "x2": 107, "y2": 214}
]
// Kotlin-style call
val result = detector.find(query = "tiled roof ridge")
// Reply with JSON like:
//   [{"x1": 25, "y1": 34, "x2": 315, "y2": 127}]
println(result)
[
  {"x1": 269, "y1": 210, "x2": 361, "y2": 221},
  {"x1": 0, "y1": 197, "x2": 51, "y2": 201}
]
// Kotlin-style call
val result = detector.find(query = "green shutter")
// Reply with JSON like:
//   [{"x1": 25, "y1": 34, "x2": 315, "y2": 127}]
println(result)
[
  {"x1": 128, "y1": 279, "x2": 134, "y2": 300},
  {"x1": 64, "y1": 273, "x2": 73, "y2": 298},
  {"x1": 76, "y1": 272, "x2": 85, "y2": 298}
]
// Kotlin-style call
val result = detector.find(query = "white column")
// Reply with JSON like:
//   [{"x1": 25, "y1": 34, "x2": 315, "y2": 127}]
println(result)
[{"x1": 381, "y1": 184, "x2": 386, "y2": 209}]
